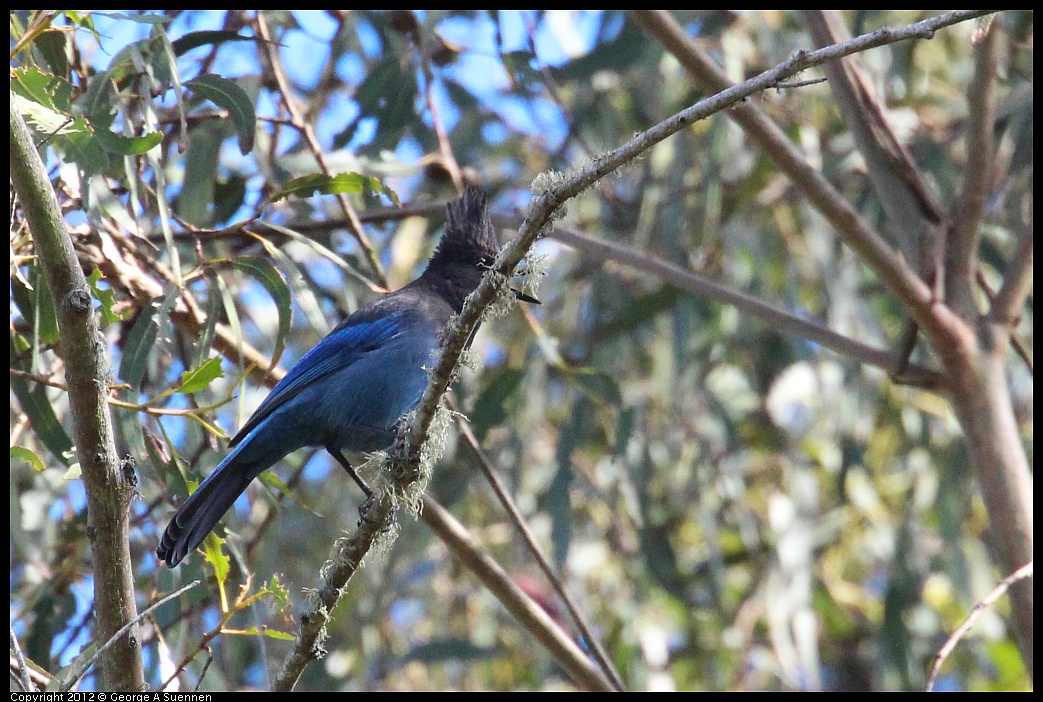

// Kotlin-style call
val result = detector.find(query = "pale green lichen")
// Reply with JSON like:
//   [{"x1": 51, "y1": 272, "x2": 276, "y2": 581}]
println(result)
[
  {"x1": 459, "y1": 347, "x2": 480, "y2": 371},
  {"x1": 409, "y1": 399, "x2": 452, "y2": 508},
  {"x1": 482, "y1": 269, "x2": 518, "y2": 320},
  {"x1": 519, "y1": 251, "x2": 548, "y2": 300},
  {"x1": 530, "y1": 170, "x2": 567, "y2": 196},
  {"x1": 371, "y1": 520, "x2": 400, "y2": 560}
]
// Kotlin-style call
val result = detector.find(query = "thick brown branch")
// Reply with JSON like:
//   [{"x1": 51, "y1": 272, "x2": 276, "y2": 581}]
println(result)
[{"x1": 11, "y1": 95, "x2": 145, "y2": 692}]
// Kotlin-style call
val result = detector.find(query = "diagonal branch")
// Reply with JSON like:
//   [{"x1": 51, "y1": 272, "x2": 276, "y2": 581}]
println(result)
[
  {"x1": 802, "y1": 10, "x2": 944, "y2": 286},
  {"x1": 10, "y1": 625, "x2": 34, "y2": 692},
  {"x1": 550, "y1": 225, "x2": 947, "y2": 389},
  {"x1": 397, "y1": 10, "x2": 466, "y2": 192},
  {"x1": 947, "y1": 18, "x2": 1002, "y2": 320},
  {"x1": 63, "y1": 581, "x2": 201, "y2": 692},
  {"x1": 418, "y1": 497, "x2": 616, "y2": 691},
  {"x1": 926, "y1": 561, "x2": 1033, "y2": 691},
  {"x1": 278, "y1": 203, "x2": 948, "y2": 388},
  {"x1": 453, "y1": 414, "x2": 626, "y2": 690},
  {"x1": 987, "y1": 222, "x2": 1034, "y2": 332},
  {"x1": 629, "y1": 10, "x2": 994, "y2": 348}
]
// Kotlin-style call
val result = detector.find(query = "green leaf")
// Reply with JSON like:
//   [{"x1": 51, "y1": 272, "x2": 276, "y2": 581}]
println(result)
[
  {"x1": 231, "y1": 258, "x2": 292, "y2": 370},
  {"x1": 471, "y1": 369, "x2": 525, "y2": 440},
  {"x1": 11, "y1": 446, "x2": 46, "y2": 473},
  {"x1": 11, "y1": 94, "x2": 81, "y2": 136},
  {"x1": 547, "y1": 459, "x2": 573, "y2": 570},
  {"x1": 269, "y1": 172, "x2": 373, "y2": 202},
  {"x1": 177, "y1": 122, "x2": 226, "y2": 226},
  {"x1": 260, "y1": 574, "x2": 290, "y2": 609},
  {"x1": 24, "y1": 24, "x2": 70, "y2": 76},
  {"x1": 172, "y1": 30, "x2": 254, "y2": 57},
  {"x1": 86, "y1": 268, "x2": 126, "y2": 326},
  {"x1": 75, "y1": 69, "x2": 117, "y2": 119},
  {"x1": 258, "y1": 221, "x2": 371, "y2": 284},
  {"x1": 105, "y1": 36, "x2": 168, "y2": 86},
  {"x1": 11, "y1": 265, "x2": 60, "y2": 346},
  {"x1": 334, "y1": 57, "x2": 418, "y2": 153},
  {"x1": 203, "y1": 532, "x2": 230, "y2": 586},
  {"x1": 184, "y1": 74, "x2": 256, "y2": 154},
  {"x1": 119, "y1": 286, "x2": 179, "y2": 391},
  {"x1": 90, "y1": 123, "x2": 163, "y2": 155},
  {"x1": 238, "y1": 626, "x2": 296, "y2": 641},
  {"x1": 612, "y1": 406, "x2": 635, "y2": 460},
  {"x1": 11, "y1": 66, "x2": 75, "y2": 113},
  {"x1": 572, "y1": 369, "x2": 622, "y2": 406},
  {"x1": 59, "y1": 12, "x2": 97, "y2": 36},
  {"x1": 247, "y1": 232, "x2": 329, "y2": 336},
  {"x1": 176, "y1": 357, "x2": 224, "y2": 395},
  {"x1": 10, "y1": 336, "x2": 74, "y2": 466},
  {"x1": 94, "y1": 12, "x2": 171, "y2": 24},
  {"x1": 211, "y1": 174, "x2": 248, "y2": 224},
  {"x1": 258, "y1": 470, "x2": 301, "y2": 505},
  {"x1": 402, "y1": 638, "x2": 499, "y2": 663},
  {"x1": 640, "y1": 522, "x2": 686, "y2": 601},
  {"x1": 549, "y1": 397, "x2": 585, "y2": 569}
]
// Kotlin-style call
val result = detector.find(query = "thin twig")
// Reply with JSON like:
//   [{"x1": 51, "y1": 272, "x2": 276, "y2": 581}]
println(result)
[
  {"x1": 926, "y1": 561, "x2": 1033, "y2": 691},
  {"x1": 418, "y1": 497, "x2": 615, "y2": 691},
  {"x1": 518, "y1": 10, "x2": 598, "y2": 159},
  {"x1": 774, "y1": 76, "x2": 828, "y2": 90},
  {"x1": 10, "y1": 624, "x2": 34, "y2": 692},
  {"x1": 455, "y1": 414, "x2": 627, "y2": 690},
  {"x1": 158, "y1": 573, "x2": 275, "y2": 692},
  {"x1": 977, "y1": 267, "x2": 1033, "y2": 375},
  {"x1": 62, "y1": 580, "x2": 201, "y2": 691},
  {"x1": 8, "y1": 367, "x2": 234, "y2": 419},
  {"x1": 987, "y1": 223, "x2": 1034, "y2": 336},
  {"x1": 405, "y1": 10, "x2": 465, "y2": 192},
  {"x1": 253, "y1": 11, "x2": 388, "y2": 289}
]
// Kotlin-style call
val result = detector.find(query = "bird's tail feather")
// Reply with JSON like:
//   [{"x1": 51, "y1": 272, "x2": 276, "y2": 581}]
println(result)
[{"x1": 157, "y1": 453, "x2": 257, "y2": 567}]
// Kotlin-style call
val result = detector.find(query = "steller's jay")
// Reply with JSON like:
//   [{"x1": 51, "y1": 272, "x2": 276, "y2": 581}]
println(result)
[{"x1": 158, "y1": 188, "x2": 538, "y2": 567}]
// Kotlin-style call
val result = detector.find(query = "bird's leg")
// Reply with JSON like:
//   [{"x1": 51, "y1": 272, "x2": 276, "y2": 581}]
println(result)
[{"x1": 327, "y1": 448, "x2": 373, "y2": 498}]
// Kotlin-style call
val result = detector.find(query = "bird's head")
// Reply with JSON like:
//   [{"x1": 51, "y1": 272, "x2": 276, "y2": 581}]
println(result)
[{"x1": 427, "y1": 188, "x2": 540, "y2": 305}]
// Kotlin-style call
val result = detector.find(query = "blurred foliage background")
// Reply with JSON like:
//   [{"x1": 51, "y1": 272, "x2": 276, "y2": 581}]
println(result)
[{"x1": 10, "y1": 10, "x2": 1033, "y2": 691}]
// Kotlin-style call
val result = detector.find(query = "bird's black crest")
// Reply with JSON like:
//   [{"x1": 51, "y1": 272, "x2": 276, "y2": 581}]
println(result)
[{"x1": 430, "y1": 187, "x2": 500, "y2": 266}]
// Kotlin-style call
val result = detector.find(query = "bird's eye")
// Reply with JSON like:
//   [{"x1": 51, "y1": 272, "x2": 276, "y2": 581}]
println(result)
[{"x1": 477, "y1": 256, "x2": 494, "y2": 268}]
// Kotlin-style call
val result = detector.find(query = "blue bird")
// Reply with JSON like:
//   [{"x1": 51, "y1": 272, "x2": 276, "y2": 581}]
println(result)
[{"x1": 158, "y1": 188, "x2": 538, "y2": 567}]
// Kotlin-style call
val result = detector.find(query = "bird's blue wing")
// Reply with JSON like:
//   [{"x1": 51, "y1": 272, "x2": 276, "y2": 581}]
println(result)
[{"x1": 228, "y1": 309, "x2": 414, "y2": 447}]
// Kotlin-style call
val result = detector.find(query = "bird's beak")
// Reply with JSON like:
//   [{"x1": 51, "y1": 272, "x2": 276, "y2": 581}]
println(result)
[{"x1": 512, "y1": 288, "x2": 541, "y2": 304}]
